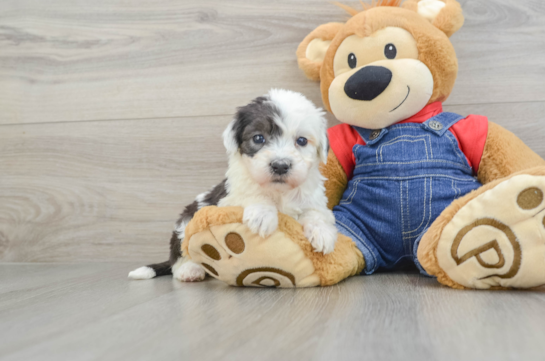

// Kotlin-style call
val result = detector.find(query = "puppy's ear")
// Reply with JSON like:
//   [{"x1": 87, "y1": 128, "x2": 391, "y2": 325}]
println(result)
[
  {"x1": 296, "y1": 22, "x2": 344, "y2": 81},
  {"x1": 403, "y1": 0, "x2": 464, "y2": 37},
  {"x1": 319, "y1": 133, "x2": 329, "y2": 165},
  {"x1": 317, "y1": 116, "x2": 330, "y2": 165},
  {"x1": 222, "y1": 119, "x2": 238, "y2": 156}
]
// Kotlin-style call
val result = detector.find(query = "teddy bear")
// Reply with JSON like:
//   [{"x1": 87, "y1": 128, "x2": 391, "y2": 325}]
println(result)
[{"x1": 182, "y1": 0, "x2": 545, "y2": 289}]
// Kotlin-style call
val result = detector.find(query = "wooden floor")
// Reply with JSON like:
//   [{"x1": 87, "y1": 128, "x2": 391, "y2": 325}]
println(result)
[
  {"x1": 1, "y1": 0, "x2": 545, "y2": 359},
  {"x1": 1, "y1": 263, "x2": 545, "y2": 361}
]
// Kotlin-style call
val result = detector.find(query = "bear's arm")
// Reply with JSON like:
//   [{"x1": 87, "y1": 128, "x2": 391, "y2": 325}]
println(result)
[
  {"x1": 320, "y1": 149, "x2": 348, "y2": 210},
  {"x1": 477, "y1": 122, "x2": 545, "y2": 184}
]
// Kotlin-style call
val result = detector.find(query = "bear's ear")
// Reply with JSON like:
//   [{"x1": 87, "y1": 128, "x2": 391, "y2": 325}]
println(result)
[
  {"x1": 403, "y1": 0, "x2": 464, "y2": 37},
  {"x1": 296, "y1": 22, "x2": 344, "y2": 81}
]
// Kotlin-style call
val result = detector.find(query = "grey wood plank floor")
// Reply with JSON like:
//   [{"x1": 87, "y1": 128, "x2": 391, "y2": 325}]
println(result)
[
  {"x1": 1, "y1": 0, "x2": 545, "y2": 125},
  {"x1": 1, "y1": 263, "x2": 545, "y2": 361},
  {"x1": 1, "y1": 0, "x2": 545, "y2": 359}
]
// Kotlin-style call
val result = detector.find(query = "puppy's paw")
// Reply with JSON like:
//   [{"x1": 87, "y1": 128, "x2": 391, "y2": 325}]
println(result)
[
  {"x1": 173, "y1": 260, "x2": 206, "y2": 282},
  {"x1": 303, "y1": 221, "x2": 338, "y2": 254},
  {"x1": 243, "y1": 204, "x2": 279, "y2": 238}
]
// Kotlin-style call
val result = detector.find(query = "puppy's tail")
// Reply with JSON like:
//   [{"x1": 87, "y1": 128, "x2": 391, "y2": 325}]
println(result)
[{"x1": 128, "y1": 261, "x2": 172, "y2": 280}]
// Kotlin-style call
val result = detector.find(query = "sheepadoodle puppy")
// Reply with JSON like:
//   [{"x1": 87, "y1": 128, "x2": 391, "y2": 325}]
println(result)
[{"x1": 129, "y1": 89, "x2": 337, "y2": 282}]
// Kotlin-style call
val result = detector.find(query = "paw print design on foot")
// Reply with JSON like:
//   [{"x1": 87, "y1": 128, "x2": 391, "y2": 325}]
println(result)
[
  {"x1": 181, "y1": 206, "x2": 365, "y2": 288},
  {"x1": 424, "y1": 171, "x2": 545, "y2": 289},
  {"x1": 185, "y1": 212, "x2": 319, "y2": 288}
]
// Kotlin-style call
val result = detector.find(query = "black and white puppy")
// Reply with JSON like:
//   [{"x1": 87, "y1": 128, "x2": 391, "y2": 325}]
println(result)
[{"x1": 129, "y1": 89, "x2": 337, "y2": 282}]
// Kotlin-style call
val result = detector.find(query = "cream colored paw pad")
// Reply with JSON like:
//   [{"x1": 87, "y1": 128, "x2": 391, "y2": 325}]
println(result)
[
  {"x1": 437, "y1": 175, "x2": 545, "y2": 289},
  {"x1": 186, "y1": 223, "x2": 320, "y2": 288}
]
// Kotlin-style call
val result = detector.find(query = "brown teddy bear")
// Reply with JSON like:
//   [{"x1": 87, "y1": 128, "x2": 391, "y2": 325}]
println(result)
[{"x1": 183, "y1": 0, "x2": 545, "y2": 289}]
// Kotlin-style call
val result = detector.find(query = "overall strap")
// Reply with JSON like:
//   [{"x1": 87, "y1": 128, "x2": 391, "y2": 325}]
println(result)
[
  {"x1": 353, "y1": 127, "x2": 389, "y2": 145},
  {"x1": 421, "y1": 112, "x2": 465, "y2": 136}
]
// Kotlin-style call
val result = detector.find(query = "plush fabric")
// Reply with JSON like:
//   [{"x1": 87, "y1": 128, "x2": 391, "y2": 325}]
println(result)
[
  {"x1": 183, "y1": 206, "x2": 364, "y2": 287},
  {"x1": 293, "y1": 0, "x2": 545, "y2": 289},
  {"x1": 299, "y1": 5, "x2": 461, "y2": 112},
  {"x1": 418, "y1": 167, "x2": 545, "y2": 289},
  {"x1": 477, "y1": 122, "x2": 545, "y2": 184},
  {"x1": 184, "y1": 0, "x2": 545, "y2": 289},
  {"x1": 431, "y1": 0, "x2": 464, "y2": 37},
  {"x1": 320, "y1": 149, "x2": 349, "y2": 210},
  {"x1": 296, "y1": 22, "x2": 344, "y2": 81}
]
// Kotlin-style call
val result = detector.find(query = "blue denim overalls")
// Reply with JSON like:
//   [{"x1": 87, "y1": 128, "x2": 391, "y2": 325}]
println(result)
[{"x1": 333, "y1": 112, "x2": 482, "y2": 274}]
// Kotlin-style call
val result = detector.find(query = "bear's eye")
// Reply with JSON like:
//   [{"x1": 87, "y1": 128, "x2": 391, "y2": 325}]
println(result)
[
  {"x1": 384, "y1": 43, "x2": 397, "y2": 59},
  {"x1": 253, "y1": 134, "x2": 265, "y2": 144},
  {"x1": 348, "y1": 53, "x2": 357, "y2": 69}
]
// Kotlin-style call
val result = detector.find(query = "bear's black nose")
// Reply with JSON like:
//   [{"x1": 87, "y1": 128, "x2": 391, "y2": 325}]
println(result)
[{"x1": 344, "y1": 66, "x2": 392, "y2": 101}]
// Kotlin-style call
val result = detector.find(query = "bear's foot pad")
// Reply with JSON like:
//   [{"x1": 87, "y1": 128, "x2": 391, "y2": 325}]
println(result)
[
  {"x1": 437, "y1": 174, "x2": 545, "y2": 289},
  {"x1": 187, "y1": 222, "x2": 321, "y2": 288}
]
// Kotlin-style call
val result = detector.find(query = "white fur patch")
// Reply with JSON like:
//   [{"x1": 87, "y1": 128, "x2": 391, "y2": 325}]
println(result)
[
  {"x1": 243, "y1": 204, "x2": 279, "y2": 238},
  {"x1": 195, "y1": 191, "x2": 210, "y2": 209},
  {"x1": 128, "y1": 266, "x2": 156, "y2": 280},
  {"x1": 172, "y1": 258, "x2": 206, "y2": 282},
  {"x1": 222, "y1": 120, "x2": 239, "y2": 156},
  {"x1": 301, "y1": 211, "x2": 338, "y2": 254},
  {"x1": 418, "y1": 0, "x2": 446, "y2": 22}
]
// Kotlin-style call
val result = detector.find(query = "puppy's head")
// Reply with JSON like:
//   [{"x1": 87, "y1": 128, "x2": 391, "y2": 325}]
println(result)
[{"x1": 223, "y1": 89, "x2": 329, "y2": 189}]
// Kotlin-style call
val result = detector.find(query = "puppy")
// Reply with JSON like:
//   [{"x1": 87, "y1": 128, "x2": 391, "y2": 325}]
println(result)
[{"x1": 129, "y1": 89, "x2": 337, "y2": 282}]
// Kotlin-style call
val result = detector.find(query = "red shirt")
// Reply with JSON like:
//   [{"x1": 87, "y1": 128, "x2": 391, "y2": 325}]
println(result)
[{"x1": 328, "y1": 102, "x2": 488, "y2": 179}]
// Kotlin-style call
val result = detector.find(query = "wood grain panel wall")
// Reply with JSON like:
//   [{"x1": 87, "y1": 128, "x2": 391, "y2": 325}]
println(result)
[{"x1": 0, "y1": 0, "x2": 544, "y2": 262}]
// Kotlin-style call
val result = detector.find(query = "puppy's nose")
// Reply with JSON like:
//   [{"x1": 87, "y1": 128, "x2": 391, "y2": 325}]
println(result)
[
  {"x1": 344, "y1": 66, "x2": 392, "y2": 101},
  {"x1": 270, "y1": 160, "x2": 291, "y2": 175}
]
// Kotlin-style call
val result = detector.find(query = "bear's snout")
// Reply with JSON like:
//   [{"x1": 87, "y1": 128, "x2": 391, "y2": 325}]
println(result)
[{"x1": 344, "y1": 66, "x2": 392, "y2": 101}]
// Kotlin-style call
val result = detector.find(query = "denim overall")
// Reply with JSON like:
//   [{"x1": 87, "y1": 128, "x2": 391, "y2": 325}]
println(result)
[{"x1": 333, "y1": 112, "x2": 482, "y2": 275}]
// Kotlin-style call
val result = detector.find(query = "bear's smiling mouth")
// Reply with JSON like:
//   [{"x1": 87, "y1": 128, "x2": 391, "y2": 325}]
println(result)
[{"x1": 390, "y1": 85, "x2": 410, "y2": 112}]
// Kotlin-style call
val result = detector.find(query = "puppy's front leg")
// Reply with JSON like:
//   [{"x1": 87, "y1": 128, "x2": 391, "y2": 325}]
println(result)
[
  {"x1": 172, "y1": 256, "x2": 206, "y2": 282},
  {"x1": 243, "y1": 203, "x2": 278, "y2": 238},
  {"x1": 300, "y1": 209, "x2": 338, "y2": 254}
]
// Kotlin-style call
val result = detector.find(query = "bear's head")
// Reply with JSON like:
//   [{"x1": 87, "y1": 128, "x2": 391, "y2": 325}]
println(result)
[{"x1": 297, "y1": 0, "x2": 464, "y2": 129}]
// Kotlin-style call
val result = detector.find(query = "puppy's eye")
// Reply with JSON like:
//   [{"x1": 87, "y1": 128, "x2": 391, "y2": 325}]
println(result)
[
  {"x1": 252, "y1": 134, "x2": 265, "y2": 144},
  {"x1": 296, "y1": 137, "x2": 308, "y2": 146},
  {"x1": 347, "y1": 53, "x2": 357, "y2": 69},
  {"x1": 384, "y1": 43, "x2": 397, "y2": 59}
]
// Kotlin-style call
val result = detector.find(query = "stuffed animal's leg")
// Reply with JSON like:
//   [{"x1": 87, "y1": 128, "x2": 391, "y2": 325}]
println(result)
[
  {"x1": 418, "y1": 167, "x2": 545, "y2": 289},
  {"x1": 182, "y1": 206, "x2": 364, "y2": 287}
]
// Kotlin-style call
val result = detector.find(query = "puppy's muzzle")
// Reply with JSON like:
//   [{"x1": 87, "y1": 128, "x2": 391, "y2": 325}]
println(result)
[
  {"x1": 344, "y1": 66, "x2": 392, "y2": 101},
  {"x1": 270, "y1": 159, "x2": 291, "y2": 175}
]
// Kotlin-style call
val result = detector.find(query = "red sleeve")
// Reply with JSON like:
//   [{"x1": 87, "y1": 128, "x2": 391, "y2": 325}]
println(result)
[
  {"x1": 449, "y1": 115, "x2": 488, "y2": 174},
  {"x1": 328, "y1": 124, "x2": 365, "y2": 179}
]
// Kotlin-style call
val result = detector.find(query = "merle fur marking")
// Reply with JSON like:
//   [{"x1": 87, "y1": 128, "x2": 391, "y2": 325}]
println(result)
[
  {"x1": 145, "y1": 179, "x2": 228, "y2": 277},
  {"x1": 232, "y1": 96, "x2": 283, "y2": 157}
]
